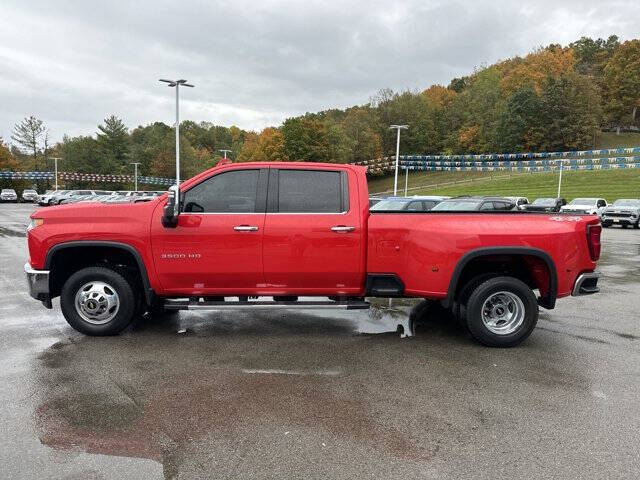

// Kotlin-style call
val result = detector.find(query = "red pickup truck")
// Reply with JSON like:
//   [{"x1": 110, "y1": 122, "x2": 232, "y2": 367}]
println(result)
[{"x1": 25, "y1": 162, "x2": 601, "y2": 347}]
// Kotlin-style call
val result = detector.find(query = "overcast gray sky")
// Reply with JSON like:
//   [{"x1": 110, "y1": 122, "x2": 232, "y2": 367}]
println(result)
[{"x1": 1, "y1": 0, "x2": 638, "y2": 143}]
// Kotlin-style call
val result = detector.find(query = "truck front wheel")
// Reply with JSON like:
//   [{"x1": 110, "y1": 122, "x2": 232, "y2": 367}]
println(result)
[
  {"x1": 465, "y1": 276, "x2": 538, "y2": 347},
  {"x1": 60, "y1": 266, "x2": 137, "y2": 336}
]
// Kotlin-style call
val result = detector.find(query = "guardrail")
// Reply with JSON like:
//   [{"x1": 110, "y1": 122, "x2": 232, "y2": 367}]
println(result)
[{"x1": 356, "y1": 147, "x2": 640, "y2": 174}]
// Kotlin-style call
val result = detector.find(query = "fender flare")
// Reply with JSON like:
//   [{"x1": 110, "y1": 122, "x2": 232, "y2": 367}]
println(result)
[
  {"x1": 44, "y1": 241, "x2": 154, "y2": 305},
  {"x1": 442, "y1": 247, "x2": 557, "y2": 310}
]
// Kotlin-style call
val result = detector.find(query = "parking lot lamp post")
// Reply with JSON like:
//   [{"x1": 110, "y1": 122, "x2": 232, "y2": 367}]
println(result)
[
  {"x1": 218, "y1": 149, "x2": 232, "y2": 159},
  {"x1": 405, "y1": 161, "x2": 409, "y2": 197},
  {"x1": 130, "y1": 162, "x2": 141, "y2": 191},
  {"x1": 557, "y1": 159, "x2": 563, "y2": 198},
  {"x1": 159, "y1": 79, "x2": 194, "y2": 186},
  {"x1": 389, "y1": 125, "x2": 408, "y2": 196},
  {"x1": 50, "y1": 157, "x2": 62, "y2": 191}
]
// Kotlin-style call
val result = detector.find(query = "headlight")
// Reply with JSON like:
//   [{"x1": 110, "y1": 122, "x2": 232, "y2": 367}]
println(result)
[{"x1": 27, "y1": 218, "x2": 44, "y2": 232}]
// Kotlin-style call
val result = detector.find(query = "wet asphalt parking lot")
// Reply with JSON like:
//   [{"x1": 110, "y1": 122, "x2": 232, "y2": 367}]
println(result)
[{"x1": 1, "y1": 203, "x2": 639, "y2": 479}]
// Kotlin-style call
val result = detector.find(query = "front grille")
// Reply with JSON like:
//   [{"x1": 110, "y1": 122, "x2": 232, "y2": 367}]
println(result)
[{"x1": 605, "y1": 212, "x2": 634, "y2": 218}]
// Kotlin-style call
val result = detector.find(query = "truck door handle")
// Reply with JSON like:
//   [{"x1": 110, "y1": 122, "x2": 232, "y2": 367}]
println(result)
[
  {"x1": 234, "y1": 225, "x2": 259, "y2": 232},
  {"x1": 331, "y1": 225, "x2": 355, "y2": 233}
]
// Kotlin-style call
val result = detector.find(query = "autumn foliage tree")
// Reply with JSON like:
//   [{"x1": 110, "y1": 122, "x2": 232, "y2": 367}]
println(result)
[
  {"x1": 602, "y1": 39, "x2": 640, "y2": 130},
  {"x1": 8, "y1": 34, "x2": 640, "y2": 189}
]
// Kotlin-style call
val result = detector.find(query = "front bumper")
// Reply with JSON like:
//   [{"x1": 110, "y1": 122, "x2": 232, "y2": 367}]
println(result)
[
  {"x1": 572, "y1": 271, "x2": 600, "y2": 296},
  {"x1": 24, "y1": 263, "x2": 52, "y2": 308},
  {"x1": 602, "y1": 216, "x2": 637, "y2": 226}
]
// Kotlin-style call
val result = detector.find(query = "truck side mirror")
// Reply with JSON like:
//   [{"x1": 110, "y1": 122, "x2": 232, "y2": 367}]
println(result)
[{"x1": 162, "y1": 185, "x2": 180, "y2": 228}]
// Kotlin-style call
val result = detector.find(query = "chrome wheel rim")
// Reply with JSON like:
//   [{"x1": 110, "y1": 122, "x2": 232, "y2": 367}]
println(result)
[
  {"x1": 481, "y1": 291, "x2": 525, "y2": 335},
  {"x1": 74, "y1": 281, "x2": 120, "y2": 325}
]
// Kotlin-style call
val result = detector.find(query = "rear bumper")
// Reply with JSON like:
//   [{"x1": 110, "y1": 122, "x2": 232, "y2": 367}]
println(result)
[
  {"x1": 24, "y1": 263, "x2": 52, "y2": 308},
  {"x1": 572, "y1": 271, "x2": 600, "y2": 296}
]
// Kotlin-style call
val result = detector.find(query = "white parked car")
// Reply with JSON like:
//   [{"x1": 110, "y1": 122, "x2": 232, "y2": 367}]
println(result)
[
  {"x1": 560, "y1": 198, "x2": 608, "y2": 216},
  {"x1": 21, "y1": 189, "x2": 39, "y2": 202},
  {"x1": 505, "y1": 196, "x2": 530, "y2": 210},
  {"x1": 1, "y1": 188, "x2": 18, "y2": 202}
]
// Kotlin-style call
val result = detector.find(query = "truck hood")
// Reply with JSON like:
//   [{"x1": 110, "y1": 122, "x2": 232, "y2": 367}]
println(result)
[
  {"x1": 561, "y1": 204, "x2": 596, "y2": 210},
  {"x1": 31, "y1": 198, "x2": 160, "y2": 220},
  {"x1": 604, "y1": 206, "x2": 640, "y2": 213}
]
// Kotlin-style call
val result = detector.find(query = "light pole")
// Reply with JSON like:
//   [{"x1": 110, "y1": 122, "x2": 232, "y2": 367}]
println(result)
[
  {"x1": 159, "y1": 78, "x2": 194, "y2": 185},
  {"x1": 557, "y1": 159, "x2": 563, "y2": 198},
  {"x1": 218, "y1": 149, "x2": 232, "y2": 159},
  {"x1": 130, "y1": 162, "x2": 141, "y2": 191},
  {"x1": 404, "y1": 160, "x2": 409, "y2": 197},
  {"x1": 50, "y1": 157, "x2": 62, "y2": 191},
  {"x1": 389, "y1": 125, "x2": 408, "y2": 196}
]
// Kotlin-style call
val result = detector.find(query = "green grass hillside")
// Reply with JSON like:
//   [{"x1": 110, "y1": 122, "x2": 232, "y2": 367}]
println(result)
[
  {"x1": 405, "y1": 169, "x2": 639, "y2": 202},
  {"x1": 367, "y1": 133, "x2": 640, "y2": 201}
]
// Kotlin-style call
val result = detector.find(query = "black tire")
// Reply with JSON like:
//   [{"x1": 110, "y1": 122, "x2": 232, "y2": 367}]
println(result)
[
  {"x1": 634, "y1": 220, "x2": 640, "y2": 230},
  {"x1": 622, "y1": 224, "x2": 628, "y2": 229},
  {"x1": 465, "y1": 276, "x2": 538, "y2": 347},
  {"x1": 60, "y1": 266, "x2": 137, "y2": 335},
  {"x1": 453, "y1": 273, "x2": 497, "y2": 326}
]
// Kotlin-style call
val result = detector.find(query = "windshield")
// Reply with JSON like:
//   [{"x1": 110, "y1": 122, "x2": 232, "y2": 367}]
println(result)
[
  {"x1": 613, "y1": 200, "x2": 640, "y2": 207},
  {"x1": 568, "y1": 198, "x2": 597, "y2": 205},
  {"x1": 532, "y1": 198, "x2": 556, "y2": 206},
  {"x1": 1, "y1": 189, "x2": 15, "y2": 193},
  {"x1": 431, "y1": 200, "x2": 480, "y2": 211},
  {"x1": 370, "y1": 199, "x2": 411, "y2": 211}
]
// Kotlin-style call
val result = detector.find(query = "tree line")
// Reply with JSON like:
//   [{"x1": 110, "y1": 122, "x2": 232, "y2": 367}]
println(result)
[{"x1": 1, "y1": 35, "x2": 639, "y2": 189}]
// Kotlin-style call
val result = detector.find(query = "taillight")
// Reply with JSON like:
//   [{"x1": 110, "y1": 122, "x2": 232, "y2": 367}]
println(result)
[{"x1": 587, "y1": 224, "x2": 601, "y2": 261}]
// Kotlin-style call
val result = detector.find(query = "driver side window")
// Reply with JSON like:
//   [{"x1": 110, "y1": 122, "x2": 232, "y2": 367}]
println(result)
[{"x1": 183, "y1": 169, "x2": 260, "y2": 213}]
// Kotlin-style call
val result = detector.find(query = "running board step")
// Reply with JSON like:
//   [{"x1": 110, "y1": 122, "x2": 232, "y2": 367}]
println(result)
[{"x1": 164, "y1": 299, "x2": 371, "y2": 311}]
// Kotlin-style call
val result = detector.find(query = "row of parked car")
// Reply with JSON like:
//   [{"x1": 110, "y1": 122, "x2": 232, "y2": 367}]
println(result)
[
  {"x1": 369, "y1": 195, "x2": 640, "y2": 229},
  {"x1": 37, "y1": 189, "x2": 167, "y2": 205},
  {"x1": 0, "y1": 188, "x2": 38, "y2": 203},
  {"x1": 0, "y1": 188, "x2": 166, "y2": 205}
]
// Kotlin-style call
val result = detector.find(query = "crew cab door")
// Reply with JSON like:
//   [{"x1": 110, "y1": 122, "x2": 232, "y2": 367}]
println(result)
[
  {"x1": 151, "y1": 168, "x2": 268, "y2": 294},
  {"x1": 262, "y1": 167, "x2": 364, "y2": 295}
]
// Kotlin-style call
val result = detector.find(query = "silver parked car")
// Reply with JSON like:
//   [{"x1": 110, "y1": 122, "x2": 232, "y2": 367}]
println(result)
[
  {"x1": 38, "y1": 190, "x2": 68, "y2": 206},
  {"x1": 601, "y1": 199, "x2": 640, "y2": 229}
]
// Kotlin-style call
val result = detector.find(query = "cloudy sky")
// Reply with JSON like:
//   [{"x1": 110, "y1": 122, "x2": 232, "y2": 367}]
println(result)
[{"x1": 1, "y1": 0, "x2": 638, "y2": 143}]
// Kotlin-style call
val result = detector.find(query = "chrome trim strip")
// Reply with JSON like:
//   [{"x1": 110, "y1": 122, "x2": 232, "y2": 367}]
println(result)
[
  {"x1": 164, "y1": 300, "x2": 370, "y2": 311},
  {"x1": 180, "y1": 211, "x2": 349, "y2": 215}
]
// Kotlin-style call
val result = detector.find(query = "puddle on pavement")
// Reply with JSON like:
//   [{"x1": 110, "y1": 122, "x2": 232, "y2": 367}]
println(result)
[
  {"x1": 597, "y1": 240, "x2": 640, "y2": 285},
  {"x1": 173, "y1": 297, "x2": 427, "y2": 338},
  {"x1": 0, "y1": 224, "x2": 26, "y2": 237},
  {"x1": 33, "y1": 298, "x2": 452, "y2": 477}
]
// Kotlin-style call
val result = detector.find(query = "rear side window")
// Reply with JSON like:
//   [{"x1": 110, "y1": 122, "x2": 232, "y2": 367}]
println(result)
[
  {"x1": 183, "y1": 169, "x2": 260, "y2": 213},
  {"x1": 494, "y1": 202, "x2": 514, "y2": 210},
  {"x1": 276, "y1": 170, "x2": 348, "y2": 213}
]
